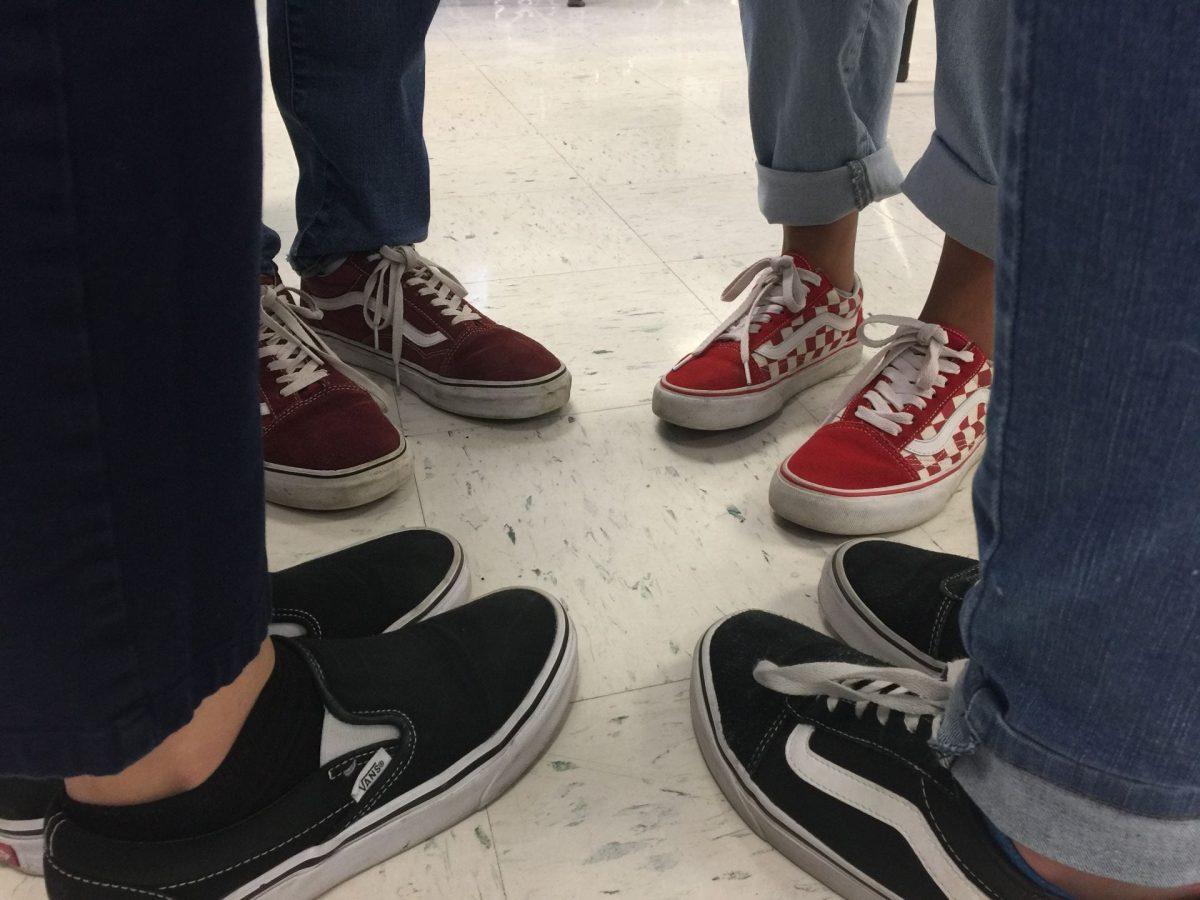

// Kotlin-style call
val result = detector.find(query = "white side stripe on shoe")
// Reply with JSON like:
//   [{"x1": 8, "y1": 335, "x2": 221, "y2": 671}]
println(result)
[
  {"x1": 753, "y1": 310, "x2": 861, "y2": 361},
  {"x1": 784, "y1": 724, "x2": 988, "y2": 900},
  {"x1": 901, "y1": 388, "x2": 991, "y2": 457}
]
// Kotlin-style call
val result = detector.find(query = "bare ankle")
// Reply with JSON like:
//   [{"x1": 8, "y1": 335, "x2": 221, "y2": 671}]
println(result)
[
  {"x1": 782, "y1": 212, "x2": 858, "y2": 292},
  {"x1": 919, "y1": 236, "x2": 995, "y2": 357},
  {"x1": 66, "y1": 638, "x2": 275, "y2": 807},
  {"x1": 1017, "y1": 842, "x2": 1200, "y2": 899}
]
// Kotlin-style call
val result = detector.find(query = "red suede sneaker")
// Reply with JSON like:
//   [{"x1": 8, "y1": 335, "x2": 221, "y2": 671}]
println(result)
[
  {"x1": 259, "y1": 282, "x2": 411, "y2": 510},
  {"x1": 652, "y1": 255, "x2": 863, "y2": 430},
  {"x1": 770, "y1": 316, "x2": 991, "y2": 534},
  {"x1": 301, "y1": 246, "x2": 571, "y2": 419}
]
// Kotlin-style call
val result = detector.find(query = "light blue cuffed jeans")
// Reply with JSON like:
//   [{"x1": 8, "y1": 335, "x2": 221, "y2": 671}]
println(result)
[{"x1": 740, "y1": 0, "x2": 1007, "y2": 257}]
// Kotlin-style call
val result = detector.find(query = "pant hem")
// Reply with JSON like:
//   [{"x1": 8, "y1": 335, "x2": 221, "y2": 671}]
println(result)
[
  {"x1": 756, "y1": 145, "x2": 904, "y2": 226},
  {"x1": 952, "y1": 745, "x2": 1200, "y2": 887},
  {"x1": 903, "y1": 134, "x2": 999, "y2": 257},
  {"x1": 0, "y1": 598, "x2": 270, "y2": 778},
  {"x1": 289, "y1": 227, "x2": 430, "y2": 276}
]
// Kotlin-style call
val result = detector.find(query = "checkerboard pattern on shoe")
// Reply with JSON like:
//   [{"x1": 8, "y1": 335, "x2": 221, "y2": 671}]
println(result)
[
  {"x1": 652, "y1": 255, "x2": 863, "y2": 431},
  {"x1": 769, "y1": 317, "x2": 991, "y2": 535}
]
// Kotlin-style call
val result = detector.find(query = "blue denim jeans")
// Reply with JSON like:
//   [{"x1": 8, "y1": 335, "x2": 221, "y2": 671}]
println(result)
[
  {"x1": 260, "y1": 0, "x2": 440, "y2": 276},
  {"x1": 739, "y1": 0, "x2": 1007, "y2": 257},
  {"x1": 933, "y1": 0, "x2": 1200, "y2": 886}
]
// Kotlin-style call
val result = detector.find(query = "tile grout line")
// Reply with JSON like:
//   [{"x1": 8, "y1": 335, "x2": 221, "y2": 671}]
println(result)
[{"x1": 485, "y1": 808, "x2": 510, "y2": 899}]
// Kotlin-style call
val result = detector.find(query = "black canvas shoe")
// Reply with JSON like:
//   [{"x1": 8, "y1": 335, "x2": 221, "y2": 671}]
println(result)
[
  {"x1": 1, "y1": 528, "x2": 470, "y2": 878},
  {"x1": 0, "y1": 777, "x2": 60, "y2": 874},
  {"x1": 818, "y1": 539, "x2": 978, "y2": 675},
  {"x1": 691, "y1": 611, "x2": 1055, "y2": 900},
  {"x1": 44, "y1": 589, "x2": 576, "y2": 899}
]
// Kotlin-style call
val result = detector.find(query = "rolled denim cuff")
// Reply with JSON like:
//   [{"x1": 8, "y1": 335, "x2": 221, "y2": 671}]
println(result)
[
  {"x1": 903, "y1": 133, "x2": 998, "y2": 258},
  {"x1": 756, "y1": 144, "x2": 904, "y2": 226},
  {"x1": 936, "y1": 664, "x2": 1200, "y2": 887}
]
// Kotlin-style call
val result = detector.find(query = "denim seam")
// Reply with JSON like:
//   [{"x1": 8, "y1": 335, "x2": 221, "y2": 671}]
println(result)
[
  {"x1": 845, "y1": 0, "x2": 878, "y2": 161},
  {"x1": 49, "y1": 9, "x2": 157, "y2": 745},
  {"x1": 848, "y1": 159, "x2": 870, "y2": 209}
]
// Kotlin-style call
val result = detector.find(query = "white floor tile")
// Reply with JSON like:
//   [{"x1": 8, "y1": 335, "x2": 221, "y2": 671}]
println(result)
[
  {"x1": 422, "y1": 187, "x2": 659, "y2": 282},
  {"x1": 487, "y1": 680, "x2": 839, "y2": 899}
]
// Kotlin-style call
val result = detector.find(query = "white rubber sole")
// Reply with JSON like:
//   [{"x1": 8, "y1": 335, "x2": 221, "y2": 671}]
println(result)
[
  {"x1": 690, "y1": 622, "x2": 897, "y2": 900},
  {"x1": 236, "y1": 595, "x2": 578, "y2": 900},
  {"x1": 314, "y1": 329, "x2": 572, "y2": 420},
  {"x1": 264, "y1": 445, "x2": 412, "y2": 511},
  {"x1": 0, "y1": 821, "x2": 45, "y2": 876},
  {"x1": 769, "y1": 441, "x2": 984, "y2": 536},
  {"x1": 817, "y1": 541, "x2": 946, "y2": 674},
  {"x1": 652, "y1": 344, "x2": 862, "y2": 431}
]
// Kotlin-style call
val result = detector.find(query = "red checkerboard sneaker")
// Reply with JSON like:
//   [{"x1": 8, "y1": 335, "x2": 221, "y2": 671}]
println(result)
[
  {"x1": 770, "y1": 316, "x2": 991, "y2": 534},
  {"x1": 652, "y1": 254, "x2": 863, "y2": 430},
  {"x1": 260, "y1": 282, "x2": 411, "y2": 510},
  {"x1": 301, "y1": 245, "x2": 571, "y2": 419}
]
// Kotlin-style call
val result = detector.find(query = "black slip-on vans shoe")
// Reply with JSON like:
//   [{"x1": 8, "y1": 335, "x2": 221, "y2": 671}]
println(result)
[{"x1": 44, "y1": 589, "x2": 576, "y2": 899}]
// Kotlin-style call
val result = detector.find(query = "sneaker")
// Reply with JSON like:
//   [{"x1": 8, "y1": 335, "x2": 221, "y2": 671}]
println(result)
[
  {"x1": 302, "y1": 246, "x2": 571, "y2": 420},
  {"x1": 0, "y1": 528, "x2": 471, "y2": 877},
  {"x1": 0, "y1": 777, "x2": 59, "y2": 875},
  {"x1": 44, "y1": 591, "x2": 576, "y2": 900},
  {"x1": 819, "y1": 539, "x2": 977, "y2": 675},
  {"x1": 691, "y1": 611, "x2": 1057, "y2": 900},
  {"x1": 770, "y1": 316, "x2": 991, "y2": 534},
  {"x1": 259, "y1": 283, "x2": 410, "y2": 510},
  {"x1": 652, "y1": 255, "x2": 862, "y2": 430}
]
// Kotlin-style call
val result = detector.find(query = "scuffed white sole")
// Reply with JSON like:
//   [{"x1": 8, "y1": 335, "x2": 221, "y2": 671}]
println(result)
[
  {"x1": 264, "y1": 445, "x2": 412, "y2": 511},
  {"x1": 0, "y1": 821, "x2": 45, "y2": 876},
  {"x1": 315, "y1": 330, "x2": 572, "y2": 420}
]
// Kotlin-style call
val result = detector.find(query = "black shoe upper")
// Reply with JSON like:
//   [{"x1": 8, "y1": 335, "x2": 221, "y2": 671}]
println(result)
[
  {"x1": 0, "y1": 777, "x2": 61, "y2": 823},
  {"x1": 840, "y1": 539, "x2": 978, "y2": 663},
  {"x1": 270, "y1": 528, "x2": 462, "y2": 638},
  {"x1": 700, "y1": 611, "x2": 1052, "y2": 900},
  {"x1": 43, "y1": 590, "x2": 569, "y2": 900}
]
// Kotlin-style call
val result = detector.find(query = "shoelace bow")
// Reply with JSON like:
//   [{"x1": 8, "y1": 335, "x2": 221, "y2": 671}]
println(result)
[
  {"x1": 676, "y1": 256, "x2": 824, "y2": 383},
  {"x1": 825, "y1": 315, "x2": 975, "y2": 435},
  {"x1": 361, "y1": 245, "x2": 480, "y2": 383},
  {"x1": 260, "y1": 286, "x2": 391, "y2": 410},
  {"x1": 753, "y1": 659, "x2": 950, "y2": 735}
]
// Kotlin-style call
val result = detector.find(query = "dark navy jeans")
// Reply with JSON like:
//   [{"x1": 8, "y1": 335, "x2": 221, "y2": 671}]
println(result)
[
  {"x1": 259, "y1": 0, "x2": 441, "y2": 276},
  {"x1": 0, "y1": 0, "x2": 270, "y2": 776},
  {"x1": 935, "y1": 0, "x2": 1200, "y2": 885}
]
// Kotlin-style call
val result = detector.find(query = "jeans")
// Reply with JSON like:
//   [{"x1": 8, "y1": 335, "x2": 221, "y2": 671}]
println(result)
[
  {"x1": 739, "y1": 0, "x2": 1008, "y2": 257},
  {"x1": 259, "y1": 0, "x2": 440, "y2": 276},
  {"x1": 933, "y1": 0, "x2": 1200, "y2": 886},
  {"x1": 0, "y1": 0, "x2": 270, "y2": 776}
]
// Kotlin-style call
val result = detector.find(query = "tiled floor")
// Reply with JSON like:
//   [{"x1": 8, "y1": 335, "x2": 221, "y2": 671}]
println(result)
[{"x1": 1, "y1": 2, "x2": 981, "y2": 898}]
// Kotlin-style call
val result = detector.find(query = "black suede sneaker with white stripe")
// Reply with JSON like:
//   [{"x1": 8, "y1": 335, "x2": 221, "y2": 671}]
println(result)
[
  {"x1": 0, "y1": 528, "x2": 471, "y2": 878},
  {"x1": 818, "y1": 539, "x2": 977, "y2": 674},
  {"x1": 44, "y1": 589, "x2": 576, "y2": 899},
  {"x1": 691, "y1": 611, "x2": 1054, "y2": 900}
]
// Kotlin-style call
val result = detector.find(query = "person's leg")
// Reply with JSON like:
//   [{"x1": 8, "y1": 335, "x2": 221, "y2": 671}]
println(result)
[
  {"x1": 260, "y1": 223, "x2": 283, "y2": 279},
  {"x1": 902, "y1": 0, "x2": 1009, "y2": 357},
  {"x1": 936, "y1": 0, "x2": 1200, "y2": 891},
  {"x1": 741, "y1": 0, "x2": 909, "y2": 290},
  {"x1": 0, "y1": 0, "x2": 269, "y2": 780},
  {"x1": 266, "y1": 0, "x2": 440, "y2": 275}
]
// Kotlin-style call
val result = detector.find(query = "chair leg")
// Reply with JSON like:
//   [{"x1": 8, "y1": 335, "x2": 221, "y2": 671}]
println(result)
[{"x1": 897, "y1": 0, "x2": 918, "y2": 83}]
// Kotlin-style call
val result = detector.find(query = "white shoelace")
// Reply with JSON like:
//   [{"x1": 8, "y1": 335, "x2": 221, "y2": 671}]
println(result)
[
  {"x1": 753, "y1": 659, "x2": 950, "y2": 735},
  {"x1": 825, "y1": 315, "x2": 975, "y2": 435},
  {"x1": 259, "y1": 285, "x2": 391, "y2": 411},
  {"x1": 361, "y1": 245, "x2": 480, "y2": 382},
  {"x1": 676, "y1": 256, "x2": 824, "y2": 383}
]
